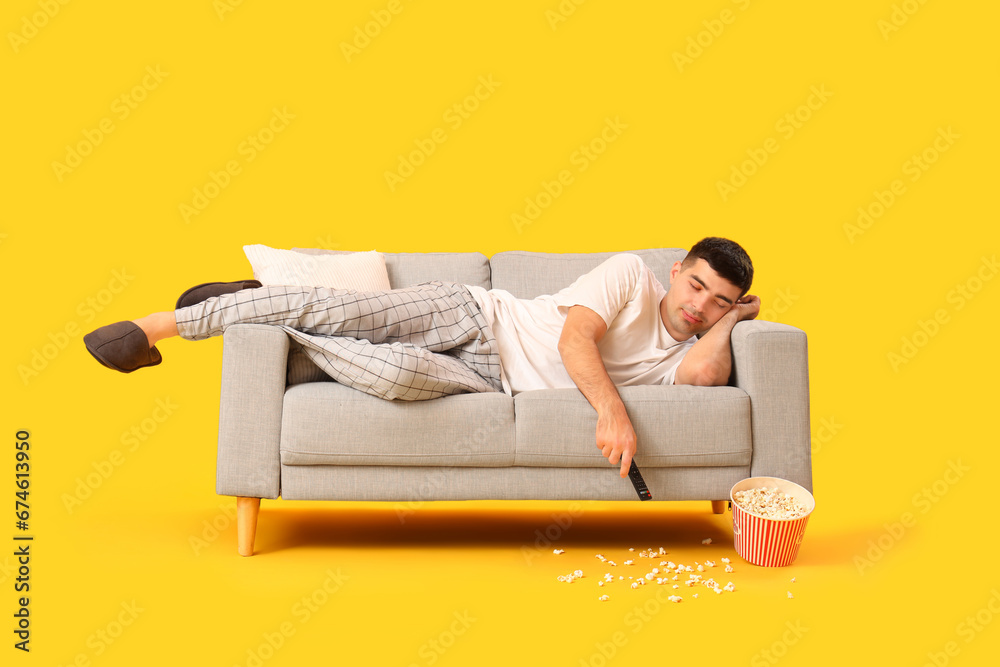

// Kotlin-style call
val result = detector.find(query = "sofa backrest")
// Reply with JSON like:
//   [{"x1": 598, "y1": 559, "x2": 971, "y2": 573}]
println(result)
[
  {"x1": 490, "y1": 248, "x2": 687, "y2": 299},
  {"x1": 294, "y1": 248, "x2": 686, "y2": 296}
]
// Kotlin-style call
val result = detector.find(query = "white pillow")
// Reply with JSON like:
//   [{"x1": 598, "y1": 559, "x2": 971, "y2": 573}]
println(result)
[{"x1": 243, "y1": 245, "x2": 391, "y2": 292}]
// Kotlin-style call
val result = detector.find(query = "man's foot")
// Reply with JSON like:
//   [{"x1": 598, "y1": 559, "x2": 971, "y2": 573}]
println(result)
[
  {"x1": 176, "y1": 280, "x2": 262, "y2": 309},
  {"x1": 83, "y1": 321, "x2": 162, "y2": 373}
]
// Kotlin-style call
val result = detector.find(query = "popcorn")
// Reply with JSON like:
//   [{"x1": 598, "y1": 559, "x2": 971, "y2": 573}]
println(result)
[
  {"x1": 608, "y1": 561, "x2": 617, "y2": 567},
  {"x1": 599, "y1": 595, "x2": 610, "y2": 601},
  {"x1": 553, "y1": 549, "x2": 565, "y2": 555},
  {"x1": 596, "y1": 554, "x2": 606, "y2": 561},
  {"x1": 671, "y1": 575, "x2": 678, "y2": 581},
  {"x1": 659, "y1": 547, "x2": 667, "y2": 555},
  {"x1": 645, "y1": 573, "x2": 655, "y2": 581},
  {"x1": 693, "y1": 593, "x2": 699, "y2": 599},
  {"x1": 787, "y1": 591, "x2": 794, "y2": 599},
  {"x1": 672, "y1": 584, "x2": 679, "y2": 589},
  {"x1": 734, "y1": 487, "x2": 808, "y2": 520},
  {"x1": 702, "y1": 538, "x2": 713, "y2": 545},
  {"x1": 790, "y1": 577, "x2": 796, "y2": 583},
  {"x1": 639, "y1": 550, "x2": 648, "y2": 558},
  {"x1": 619, "y1": 576, "x2": 624, "y2": 581},
  {"x1": 659, "y1": 561, "x2": 668, "y2": 566},
  {"x1": 629, "y1": 548, "x2": 635, "y2": 552},
  {"x1": 684, "y1": 566, "x2": 693, "y2": 572},
  {"x1": 667, "y1": 595, "x2": 683, "y2": 603},
  {"x1": 631, "y1": 582, "x2": 639, "y2": 589},
  {"x1": 604, "y1": 574, "x2": 613, "y2": 581},
  {"x1": 714, "y1": 587, "x2": 723, "y2": 595},
  {"x1": 723, "y1": 582, "x2": 735, "y2": 592},
  {"x1": 624, "y1": 560, "x2": 634, "y2": 566},
  {"x1": 574, "y1": 570, "x2": 583, "y2": 578},
  {"x1": 651, "y1": 568, "x2": 659, "y2": 575},
  {"x1": 725, "y1": 564, "x2": 734, "y2": 573},
  {"x1": 705, "y1": 560, "x2": 716, "y2": 568},
  {"x1": 598, "y1": 581, "x2": 604, "y2": 587},
  {"x1": 703, "y1": 578, "x2": 716, "y2": 588},
  {"x1": 697, "y1": 564, "x2": 705, "y2": 572},
  {"x1": 688, "y1": 574, "x2": 702, "y2": 583},
  {"x1": 721, "y1": 558, "x2": 731, "y2": 564}
]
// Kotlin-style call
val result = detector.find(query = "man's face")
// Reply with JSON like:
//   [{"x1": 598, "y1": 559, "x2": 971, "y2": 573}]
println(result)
[{"x1": 660, "y1": 258, "x2": 744, "y2": 340}]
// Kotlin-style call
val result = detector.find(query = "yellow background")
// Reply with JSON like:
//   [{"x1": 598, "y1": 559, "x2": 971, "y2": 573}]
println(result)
[{"x1": 3, "y1": 0, "x2": 998, "y2": 665}]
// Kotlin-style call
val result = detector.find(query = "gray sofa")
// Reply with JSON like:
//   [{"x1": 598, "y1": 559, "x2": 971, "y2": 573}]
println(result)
[{"x1": 215, "y1": 248, "x2": 812, "y2": 556}]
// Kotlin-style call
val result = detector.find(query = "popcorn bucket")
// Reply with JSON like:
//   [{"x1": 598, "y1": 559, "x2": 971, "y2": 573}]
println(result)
[{"x1": 730, "y1": 477, "x2": 815, "y2": 567}]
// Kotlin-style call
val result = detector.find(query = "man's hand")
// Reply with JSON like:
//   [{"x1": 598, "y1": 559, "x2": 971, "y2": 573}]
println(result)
[
  {"x1": 596, "y1": 403, "x2": 637, "y2": 478},
  {"x1": 729, "y1": 294, "x2": 760, "y2": 322}
]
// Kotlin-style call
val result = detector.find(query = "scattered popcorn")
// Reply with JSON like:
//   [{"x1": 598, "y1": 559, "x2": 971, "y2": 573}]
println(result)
[
  {"x1": 659, "y1": 561, "x2": 668, "y2": 566},
  {"x1": 639, "y1": 550, "x2": 648, "y2": 558},
  {"x1": 574, "y1": 570, "x2": 583, "y2": 577},
  {"x1": 629, "y1": 548, "x2": 635, "y2": 552},
  {"x1": 671, "y1": 575, "x2": 678, "y2": 581},
  {"x1": 604, "y1": 574, "x2": 613, "y2": 581},
  {"x1": 656, "y1": 578, "x2": 665, "y2": 585},
  {"x1": 608, "y1": 561, "x2": 617, "y2": 567},
  {"x1": 557, "y1": 575, "x2": 566, "y2": 582},
  {"x1": 673, "y1": 584, "x2": 680, "y2": 589},
  {"x1": 619, "y1": 576, "x2": 624, "y2": 581},
  {"x1": 685, "y1": 580, "x2": 697, "y2": 587},
  {"x1": 725, "y1": 564, "x2": 734, "y2": 573},
  {"x1": 668, "y1": 595, "x2": 683, "y2": 603},
  {"x1": 553, "y1": 549, "x2": 565, "y2": 555},
  {"x1": 631, "y1": 582, "x2": 639, "y2": 589},
  {"x1": 651, "y1": 568, "x2": 659, "y2": 575},
  {"x1": 599, "y1": 595, "x2": 609, "y2": 601},
  {"x1": 645, "y1": 573, "x2": 655, "y2": 581},
  {"x1": 703, "y1": 578, "x2": 716, "y2": 588},
  {"x1": 702, "y1": 538, "x2": 713, "y2": 545},
  {"x1": 734, "y1": 487, "x2": 808, "y2": 520},
  {"x1": 790, "y1": 577, "x2": 796, "y2": 583},
  {"x1": 684, "y1": 566, "x2": 693, "y2": 572},
  {"x1": 787, "y1": 591, "x2": 794, "y2": 599},
  {"x1": 596, "y1": 554, "x2": 606, "y2": 561},
  {"x1": 723, "y1": 582, "x2": 735, "y2": 592},
  {"x1": 659, "y1": 547, "x2": 666, "y2": 555},
  {"x1": 666, "y1": 561, "x2": 676, "y2": 569},
  {"x1": 624, "y1": 560, "x2": 634, "y2": 566},
  {"x1": 688, "y1": 574, "x2": 702, "y2": 582},
  {"x1": 697, "y1": 564, "x2": 705, "y2": 572},
  {"x1": 598, "y1": 581, "x2": 604, "y2": 587},
  {"x1": 693, "y1": 593, "x2": 699, "y2": 599},
  {"x1": 705, "y1": 560, "x2": 716, "y2": 568},
  {"x1": 721, "y1": 558, "x2": 730, "y2": 564},
  {"x1": 628, "y1": 577, "x2": 633, "y2": 580},
  {"x1": 714, "y1": 587, "x2": 723, "y2": 595}
]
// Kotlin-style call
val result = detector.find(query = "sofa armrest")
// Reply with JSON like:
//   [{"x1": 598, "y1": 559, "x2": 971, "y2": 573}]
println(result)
[
  {"x1": 216, "y1": 324, "x2": 289, "y2": 499},
  {"x1": 729, "y1": 320, "x2": 812, "y2": 492}
]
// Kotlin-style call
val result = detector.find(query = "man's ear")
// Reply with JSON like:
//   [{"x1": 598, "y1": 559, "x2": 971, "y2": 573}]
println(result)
[{"x1": 668, "y1": 260, "x2": 683, "y2": 284}]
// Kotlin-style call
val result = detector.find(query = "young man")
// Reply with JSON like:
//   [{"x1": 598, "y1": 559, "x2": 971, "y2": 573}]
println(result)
[{"x1": 84, "y1": 237, "x2": 758, "y2": 477}]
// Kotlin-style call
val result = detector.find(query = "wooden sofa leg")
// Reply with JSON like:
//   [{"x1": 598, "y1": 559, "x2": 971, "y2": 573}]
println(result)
[
  {"x1": 237, "y1": 497, "x2": 261, "y2": 557},
  {"x1": 711, "y1": 500, "x2": 727, "y2": 514}
]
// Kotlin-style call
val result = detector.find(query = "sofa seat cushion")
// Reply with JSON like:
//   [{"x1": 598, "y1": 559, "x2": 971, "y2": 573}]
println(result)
[
  {"x1": 280, "y1": 382, "x2": 515, "y2": 466},
  {"x1": 514, "y1": 385, "x2": 751, "y2": 467}
]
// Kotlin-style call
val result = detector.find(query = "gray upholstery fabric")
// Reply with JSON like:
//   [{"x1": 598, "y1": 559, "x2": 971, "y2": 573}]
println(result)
[
  {"x1": 514, "y1": 386, "x2": 751, "y2": 467},
  {"x1": 279, "y1": 464, "x2": 749, "y2": 502},
  {"x1": 730, "y1": 320, "x2": 812, "y2": 492},
  {"x1": 280, "y1": 383, "x2": 515, "y2": 466},
  {"x1": 293, "y1": 248, "x2": 491, "y2": 290},
  {"x1": 216, "y1": 325, "x2": 288, "y2": 499},
  {"x1": 490, "y1": 248, "x2": 687, "y2": 298}
]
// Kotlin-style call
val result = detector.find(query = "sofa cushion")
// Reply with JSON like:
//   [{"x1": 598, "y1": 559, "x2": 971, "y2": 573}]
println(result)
[
  {"x1": 293, "y1": 249, "x2": 491, "y2": 290},
  {"x1": 490, "y1": 248, "x2": 687, "y2": 299},
  {"x1": 513, "y1": 385, "x2": 752, "y2": 467},
  {"x1": 280, "y1": 382, "x2": 515, "y2": 466}
]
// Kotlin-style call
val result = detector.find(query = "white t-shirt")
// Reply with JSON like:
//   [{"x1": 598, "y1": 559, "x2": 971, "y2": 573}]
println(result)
[{"x1": 467, "y1": 253, "x2": 695, "y2": 395}]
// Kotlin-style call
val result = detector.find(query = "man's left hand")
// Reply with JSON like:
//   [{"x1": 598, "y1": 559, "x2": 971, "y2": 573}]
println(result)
[{"x1": 729, "y1": 294, "x2": 760, "y2": 322}]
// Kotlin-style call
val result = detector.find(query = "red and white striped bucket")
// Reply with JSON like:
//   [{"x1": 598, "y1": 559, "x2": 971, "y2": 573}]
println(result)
[{"x1": 730, "y1": 477, "x2": 815, "y2": 567}]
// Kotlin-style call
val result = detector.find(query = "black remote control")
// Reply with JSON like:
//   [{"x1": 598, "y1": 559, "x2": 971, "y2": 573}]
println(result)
[{"x1": 627, "y1": 460, "x2": 652, "y2": 501}]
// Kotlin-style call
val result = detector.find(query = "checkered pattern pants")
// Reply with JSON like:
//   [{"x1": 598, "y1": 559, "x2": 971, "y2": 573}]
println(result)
[{"x1": 174, "y1": 281, "x2": 504, "y2": 401}]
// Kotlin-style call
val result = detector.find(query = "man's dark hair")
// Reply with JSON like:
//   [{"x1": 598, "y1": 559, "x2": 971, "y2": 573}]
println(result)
[{"x1": 681, "y1": 237, "x2": 754, "y2": 296}]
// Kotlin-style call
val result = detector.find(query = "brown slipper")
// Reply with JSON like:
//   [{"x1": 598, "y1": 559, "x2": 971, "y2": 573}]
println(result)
[
  {"x1": 176, "y1": 280, "x2": 262, "y2": 309},
  {"x1": 83, "y1": 321, "x2": 162, "y2": 373}
]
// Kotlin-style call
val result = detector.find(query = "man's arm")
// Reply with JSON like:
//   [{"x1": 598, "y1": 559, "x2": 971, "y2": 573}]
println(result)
[
  {"x1": 674, "y1": 295, "x2": 761, "y2": 386},
  {"x1": 558, "y1": 305, "x2": 636, "y2": 478}
]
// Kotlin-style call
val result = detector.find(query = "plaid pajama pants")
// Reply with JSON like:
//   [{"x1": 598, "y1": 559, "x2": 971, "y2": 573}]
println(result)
[{"x1": 174, "y1": 281, "x2": 504, "y2": 401}]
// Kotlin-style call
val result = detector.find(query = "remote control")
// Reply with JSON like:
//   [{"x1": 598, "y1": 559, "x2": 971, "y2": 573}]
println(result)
[{"x1": 627, "y1": 460, "x2": 652, "y2": 501}]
